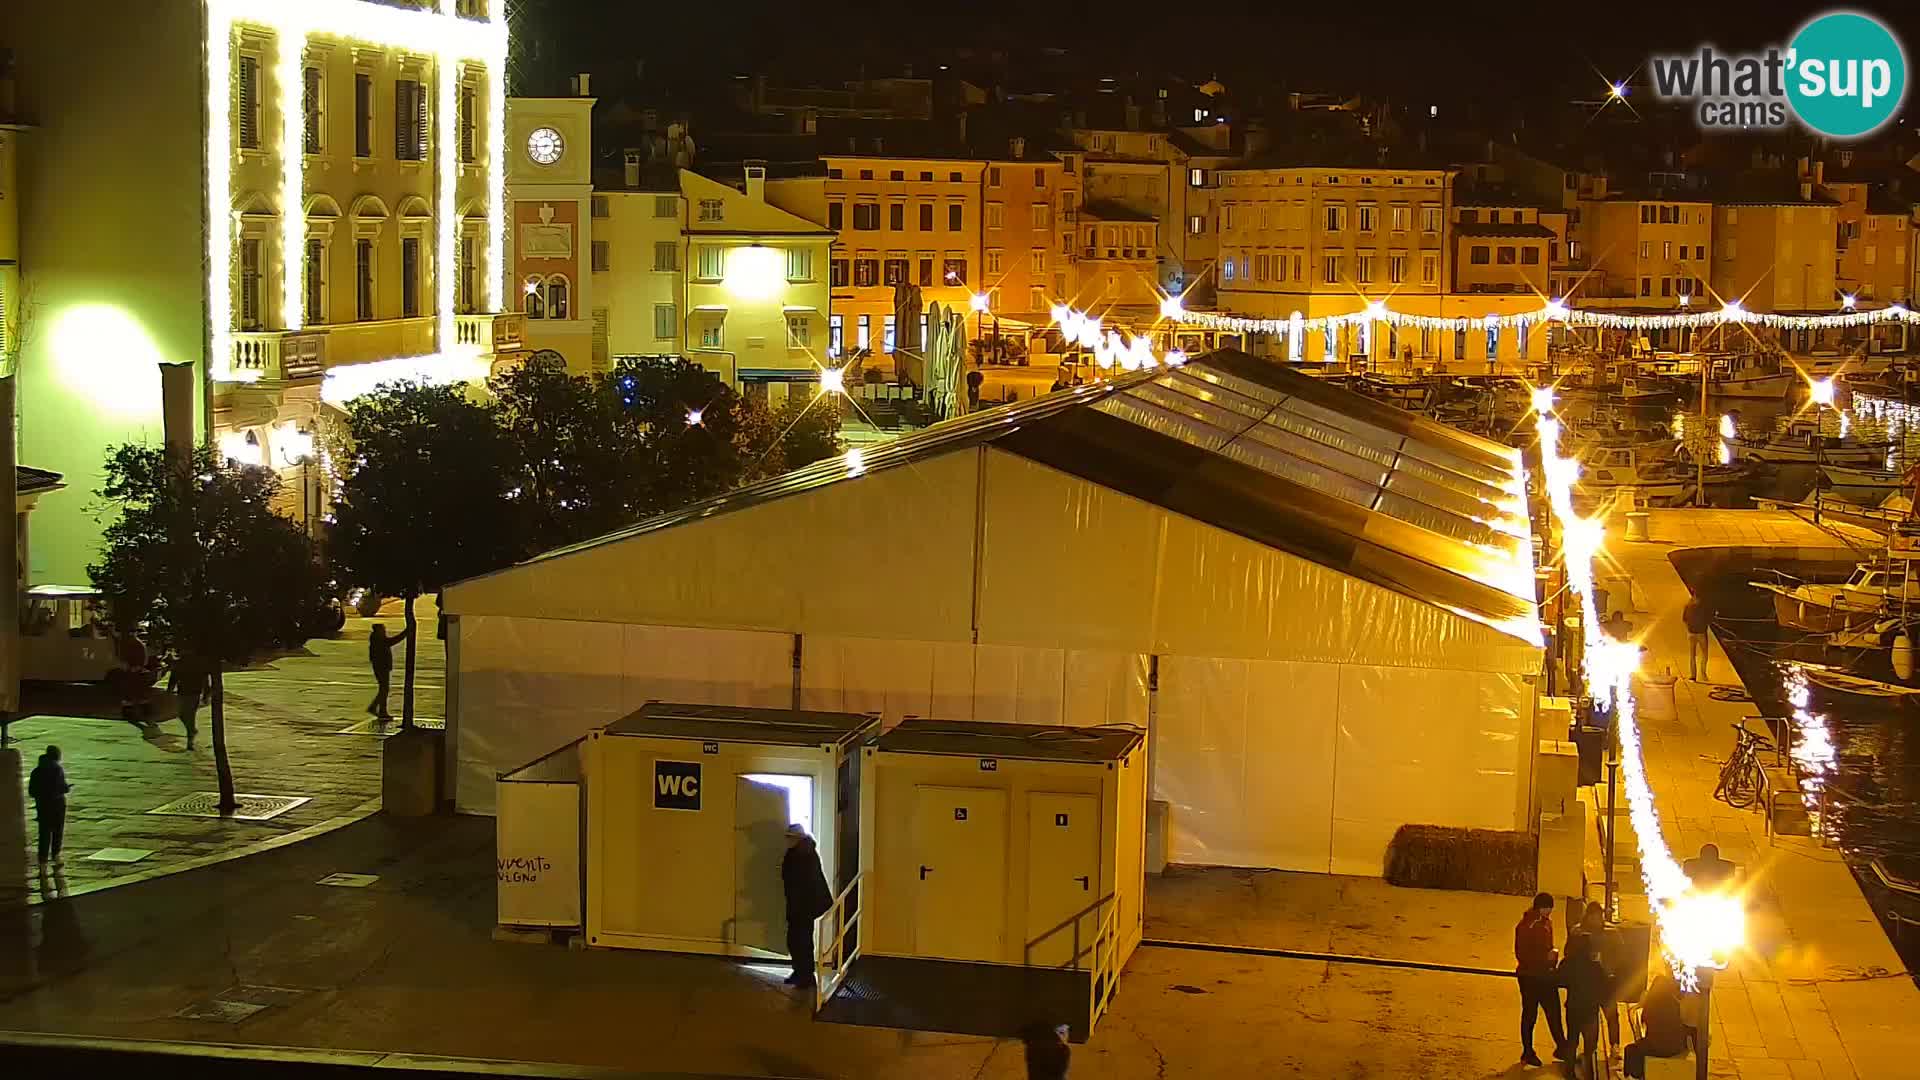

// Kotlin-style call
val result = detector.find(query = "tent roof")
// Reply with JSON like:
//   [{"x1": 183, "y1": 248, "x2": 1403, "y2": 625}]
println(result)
[
  {"x1": 482, "y1": 350, "x2": 1537, "y2": 643},
  {"x1": 876, "y1": 719, "x2": 1144, "y2": 764}
]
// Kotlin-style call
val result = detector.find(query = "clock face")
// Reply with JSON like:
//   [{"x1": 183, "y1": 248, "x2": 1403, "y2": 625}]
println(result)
[{"x1": 527, "y1": 127, "x2": 564, "y2": 166}]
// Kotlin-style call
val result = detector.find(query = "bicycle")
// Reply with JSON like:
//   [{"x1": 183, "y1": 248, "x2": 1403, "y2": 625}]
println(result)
[{"x1": 1713, "y1": 719, "x2": 1773, "y2": 809}]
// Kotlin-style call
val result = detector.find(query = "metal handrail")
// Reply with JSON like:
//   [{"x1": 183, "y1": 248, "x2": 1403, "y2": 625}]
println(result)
[
  {"x1": 813, "y1": 872, "x2": 863, "y2": 1012},
  {"x1": 1088, "y1": 902, "x2": 1122, "y2": 1028},
  {"x1": 1023, "y1": 891, "x2": 1117, "y2": 970}
]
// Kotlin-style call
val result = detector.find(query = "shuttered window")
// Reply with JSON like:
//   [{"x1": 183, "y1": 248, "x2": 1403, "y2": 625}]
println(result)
[
  {"x1": 459, "y1": 83, "x2": 477, "y2": 163},
  {"x1": 356, "y1": 239, "x2": 375, "y2": 321},
  {"x1": 239, "y1": 239, "x2": 263, "y2": 330},
  {"x1": 302, "y1": 67, "x2": 322, "y2": 153},
  {"x1": 237, "y1": 55, "x2": 261, "y2": 149},
  {"x1": 401, "y1": 237, "x2": 422, "y2": 317},
  {"x1": 354, "y1": 73, "x2": 373, "y2": 157},
  {"x1": 394, "y1": 78, "x2": 427, "y2": 161}
]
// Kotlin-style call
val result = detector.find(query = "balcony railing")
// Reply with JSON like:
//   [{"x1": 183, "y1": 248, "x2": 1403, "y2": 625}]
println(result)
[
  {"x1": 456, "y1": 311, "x2": 526, "y2": 353},
  {"x1": 229, "y1": 330, "x2": 328, "y2": 382}
]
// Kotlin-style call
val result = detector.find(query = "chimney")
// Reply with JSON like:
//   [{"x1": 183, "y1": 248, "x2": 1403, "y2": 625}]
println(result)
[
  {"x1": 1799, "y1": 179, "x2": 1813, "y2": 201},
  {"x1": 1814, "y1": 159, "x2": 1825, "y2": 185},
  {"x1": 1124, "y1": 99, "x2": 1141, "y2": 131},
  {"x1": 572, "y1": 72, "x2": 591, "y2": 97},
  {"x1": 624, "y1": 149, "x2": 641, "y2": 188},
  {"x1": 744, "y1": 161, "x2": 767, "y2": 203},
  {"x1": 1009, "y1": 136, "x2": 1025, "y2": 159}
]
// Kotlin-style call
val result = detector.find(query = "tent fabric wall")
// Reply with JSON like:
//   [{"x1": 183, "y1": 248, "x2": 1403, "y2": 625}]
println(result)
[
  {"x1": 454, "y1": 615, "x2": 792, "y2": 813},
  {"x1": 798, "y1": 635, "x2": 1148, "y2": 731},
  {"x1": 1155, "y1": 656, "x2": 1534, "y2": 875},
  {"x1": 443, "y1": 451, "x2": 980, "y2": 642}
]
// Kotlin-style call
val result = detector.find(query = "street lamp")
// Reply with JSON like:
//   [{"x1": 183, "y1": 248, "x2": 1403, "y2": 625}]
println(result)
[
  {"x1": 273, "y1": 423, "x2": 317, "y2": 539},
  {"x1": 1810, "y1": 377, "x2": 1836, "y2": 525},
  {"x1": 970, "y1": 292, "x2": 998, "y2": 366}
]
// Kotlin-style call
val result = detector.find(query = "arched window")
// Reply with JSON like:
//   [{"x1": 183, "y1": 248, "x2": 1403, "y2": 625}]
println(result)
[
  {"x1": 544, "y1": 274, "x2": 570, "y2": 320},
  {"x1": 523, "y1": 276, "x2": 546, "y2": 319}
]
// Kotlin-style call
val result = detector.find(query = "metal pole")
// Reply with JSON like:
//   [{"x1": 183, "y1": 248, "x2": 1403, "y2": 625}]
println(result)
[
  {"x1": 1815, "y1": 401, "x2": 1825, "y2": 526},
  {"x1": 0, "y1": 373, "x2": 15, "y2": 747},
  {"x1": 1604, "y1": 757, "x2": 1620, "y2": 918},
  {"x1": 1695, "y1": 966, "x2": 1715, "y2": 1080},
  {"x1": 1697, "y1": 351, "x2": 1709, "y2": 505}
]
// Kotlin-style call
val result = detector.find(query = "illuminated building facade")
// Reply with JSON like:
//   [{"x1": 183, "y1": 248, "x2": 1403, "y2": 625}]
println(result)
[
  {"x1": 508, "y1": 92, "x2": 595, "y2": 368},
  {"x1": 3, "y1": 1, "x2": 519, "y2": 583}
]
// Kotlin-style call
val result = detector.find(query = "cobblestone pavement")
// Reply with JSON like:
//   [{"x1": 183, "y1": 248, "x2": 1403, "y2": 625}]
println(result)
[{"x1": 2, "y1": 600, "x2": 444, "y2": 906}]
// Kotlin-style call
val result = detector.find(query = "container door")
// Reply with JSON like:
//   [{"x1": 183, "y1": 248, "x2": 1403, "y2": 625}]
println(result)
[
  {"x1": 734, "y1": 774, "x2": 812, "y2": 954},
  {"x1": 910, "y1": 785, "x2": 1007, "y2": 962},
  {"x1": 1024, "y1": 793, "x2": 1101, "y2": 968}
]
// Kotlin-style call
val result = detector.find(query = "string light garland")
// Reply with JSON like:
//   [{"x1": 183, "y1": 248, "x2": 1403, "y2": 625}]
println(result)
[
  {"x1": 1170, "y1": 297, "x2": 1917, "y2": 339},
  {"x1": 1533, "y1": 393, "x2": 1744, "y2": 987},
  {"x1": 1051, "y1": 305, "x2": 1188, "y2": 371}
]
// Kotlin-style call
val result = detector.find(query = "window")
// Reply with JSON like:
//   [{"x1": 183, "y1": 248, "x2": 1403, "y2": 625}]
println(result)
[
  {"x1": 456, "y1": 235, "x2": 475, "y2": 313},
  {"x1": 237, "y1": 54, "x2": 262, "y2": 150},
  {"x1": 395, "y1": 78, "x2": 427, "y2": 161},
  {"x1": 943, "y1": 257, "x2": 967, "y2": 285},
  {"x1": 1694, "y1": 244, "x2": 1706, "y2": 260},
  {"x1": 854, "y1": 256, "x2": 878, "y2": 287},
  {"x1": 1390, "y1": 205, "x2": 1408, "y2": 231},
  {"x1": 825, "y1": 202, "x2": 845, "y2": 231},
  {"x1": 590, "y1": 195, "x2": 609, "y2": 219},
  {"x1": 1496, "y1": 247, "x2": 1516, "y2": 265},
  {"x1": 654, "y1": 241, "x2": 677, "y2": 271},
  {"x1": 354, "y1": 72, "x2": 373, "y2": 157},
  {"x1": 302, "y1": 66, "x2": 323, "y2": 154},
  {"x1": 459, "y1": 82, "x2": 477, "y2": 163},
  {"x1": 1325, "y1": 205, "x2": 1347, "y2": 231},
  {"x1": 827, "y1": 168, "x2": 843, "y2": 179},
  {"x1": 950, "y1": 172, "x2": 962, "y2": 182},
  {"x1": 787, "y1": 314, "x2": 810, "y2": 348},
  {"x1": 884, "y1": 255, "x2": 908, "y2": 285},
  {"x1": 1660, "y1": 277, "x2": 1672, "y2": 296},
  {"x1": 697, "y1": 319, "x2": 721, "y2": 349},
  {"x1": 239, "y1": 238, "x2": 263, "y2": 330},
  {"x1": 401, "y1": 237, "x2": 422, "y2": 317},
  {"x1": 917, "y1": 203, "x2": 932, "y2": 231},
  {"x1": 1421, "y1": 253, "x2": 1438, "y2": 284},
  {"x1": 1034, "y1": 203, "x2": 1052, "y2": 229},
  {"x1": 986, "y1": 203, "x2": 1004, "y2": 229},
  {"x1": 1356, "y1": 255, "x2": 1374, "y2": 283},
  {"x1": 1865, "y1": 246, "x2": 1878, "y2": 266},
  {"x1": 355, "y1": 238, "x2": 375, "y2": 320},
  {"x1": 1323, "y1": 255, "x2": 1342, "y2": 283},
  {"x1": 1470, "y1": 246, "x2": 1491, "y2": 265},
  {"x1": 852, "y1": 204, "x2": 879, "y2": 230},
  {"x1": 1454, "y1": 327, "x2": 1466, "y2": 360},
  {"x1": 857, "y1": 314, "x2": 870, "y2": 349},
  {"x1": 830, "y1": 258, "x2": 849, "y2": 287},
  {"x1": 884, "y1": 314, "x2": 896, "y2": 350},
  {"x1": 1223, "y1": 204, "x2": 1236, "y2": 230},
  {"x1": 1725, "y1": 208, "x2": 1739, "y2": 225},
  {"x1": 1518, "y1": 320, "x2": 1530, "y2": 356},
  {"x1": 917, "y1": 255, "x2": 933, "y2": 286},
  {"x1": 787, "y1": 248, "x2": 815, "y2": 282},
  {"x1": 1034, "y1": 168, "x2": 1046, "y2": 187},
  {"x1": 948, "y1": 204, "x2": 963, "y2": 231},
  {"x1": 654, "y1": 303, "x2": 676, "y2": 340},
  {"x1": 1521, "y1": 247, "x2": 1540, "y2": 265},
  {"x1": 1421, "y1": 206, "x2": 1440, "y2": 232},
  {"x1": 988, "y1": 166, "x2": 1002, "y2": 187},
  {"x1": 591, "y1": 240, "x2": 610, "y2": 273},
  {"x1": 890, "y1": 170, "x2": 904, "y2": 182},
  {"x1": 1030, "y1": 248, "x2": 1045, "y2": 272},
  {"x1": 698, "y1": 198, "x2": 724, "y2": 223},
  {"x1": 890, "y1": 203, "x2": 905, "y2": 230},
  {"x1": 1638, "y1": 241, "x2": 1650, "y2": 259},
  {"x1": 1722, "y1": 238, "x2": 1737, "y2": 259},
  {"x1": 1221, "y1": 257, "x2": 1235, "y2": 283},
  {"x1": 1640, "y1": 277, "x2": 1652, "y2": 296},
  {"x1": 1189, "y1": 168, "x2": 1206, "y2": 187},
  {"x1": 1485, "y1": 323, "x2": 1499, "y2": 360},
  {"x1": 1569, "y1": 240, "x2": 1582, "y2": 262},
  {"x1": 654, "y1": 196, "x2": 677, "y2": 218},
  {"x1": 860, "y1": 169, "x2": 873, "y2": 180},
  {"x1": 1662, "y1": 240, "x2": 1673, "y2": 260},
  {"x1": 696, "y1": 245, "x2": 725, "y2": 280},
  {"x1": 1357, "y1": 205, "x2": 1376, "y2": 232},
  {"x1": 1389, "y1": 252, "x2": 1406, "y2": 283},
  {"x1": 920, "y1": 171, "x2": 933, "y2": 182},
  {"x1": 828, "y1": 314, "x2": 843, "y2": 356},
  {"x1": 1641, "y1": 205, "x2": 1654, "y2": 224},
  {"x1": 1189, "y1": 214, "x2": 1205, "y2": 235},
  {"x1": 985, "y1": 249, "x2": 1003, "y2": 274}
]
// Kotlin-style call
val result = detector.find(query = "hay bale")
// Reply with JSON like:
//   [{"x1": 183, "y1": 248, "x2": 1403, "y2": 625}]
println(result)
[{"x1": 1384, "y1": 824, "x2": 1536, "y2": 895}]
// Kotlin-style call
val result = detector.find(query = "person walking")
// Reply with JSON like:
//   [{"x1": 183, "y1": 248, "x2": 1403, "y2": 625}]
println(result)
[
  {"x1": 1514, "y1": 892, "x2": 1569, "y2": 1068},
  {"x1": 780, "y1": 823, "x2": 832, "y2": 989},
  {"x1": 1624, "y1": 971, "x2": 1691, "y2": 1078},
  {"x1": 1683, "y1": 595, "x2": 1714, "y2": 682},
  {"x1": 1560, "y1": 906, "x2": 1613, "y2": 1078},
  {"x1": 367, "y1": 623, "x2": 410, "y2": 720},
  {"x1": 170, "y1": 656, "x2": 208, "y2": 750},
  {"x1": 1021, "y1": 1021, "x2": 1072, "y2": 1079},
  {"x1": 27, "y1": 745, "x2": 72, "y2": 870}
]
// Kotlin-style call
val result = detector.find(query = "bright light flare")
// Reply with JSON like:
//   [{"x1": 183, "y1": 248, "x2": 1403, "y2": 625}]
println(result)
[
  {"x1": 818, "y1": 367, "x2": 845, "y2": 395},
  {"x1": 969, "y1": 293, "x2": 991, "y2": 313},
  {"x1": 1809, "y1": 377, "x2": 1836, "y2": 407},
  {"x1": 1661, "y1": 890, "x2": 1747, "y2": 973},
  {"x1": 1159, "y1": 295, "x2": 1185, "y2": 319},
  {"x1": 844, "y1": 447, "x2": 865, "y2": 476},
  {"x1": 1719, "y1": 413, "x2": 1736, "y2": 439},
  {"x1": 685, "y1": 408, "x2": 703, "y2": 426},
  {"x1": 1843, "y1": 293, "x2": 1858, "y2": 310},
  {"x1": 1529, "y1": 386, "x2": 1556, "y2": 415},
  {"x1": 1608, "y1": 81, "x2": 1627, "y2": 99}
]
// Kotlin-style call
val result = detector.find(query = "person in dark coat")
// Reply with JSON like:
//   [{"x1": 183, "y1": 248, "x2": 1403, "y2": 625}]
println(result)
[
  {"x1": 169, "y1": 657, "x2": 208, "y2": 750},
  {"x1": 1559, "y1": 906, "x2": 1613, "y2": 1077},
  {"x1": 367, "y1": 624, "x2": 411, "y2": 720},
  {"x1": 1514, "y1": 892, "x2": 1568, "y2": 1068},
  {"x1": 781, "y1": 823, "x2": 833, "y2": 988},
  {"x1": 1683, "y1": 595, "x2": 1714, "y2": 682},
  {"x1": 1020, "y1": 1021, "x2": 1071, "y2": 1080},
  {"x1": 27, "y1": 745, "x2": 73, "y2": 869},
  {"x1": 1625, "y1": 972, "x2": 1691, "y2": 1077}
]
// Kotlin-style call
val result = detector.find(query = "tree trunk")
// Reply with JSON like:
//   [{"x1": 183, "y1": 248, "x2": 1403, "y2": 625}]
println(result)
[
  {"x1": 211, "y1": 663, "x2": 237, "y2": 811},
  {"x1": 402, "y1": 591, "x2": 418, "y2": 731}
]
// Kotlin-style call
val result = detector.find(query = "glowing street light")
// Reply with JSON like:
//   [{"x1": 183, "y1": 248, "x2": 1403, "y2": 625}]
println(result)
[
  {"x1": 969, "y1": 293, "x2": 991, "y2": 313},
  {"x1": 1808, "y1": 377, "x2": 1836, "y2": 407},
  {"x1": 1159, "y1": 294, "x2": 1185, "y2": 320},
  {"x1": 1678, "y1": 294, "x2": 1691, "y2": 308},
  {"x1": 1608, "y1": 81, "x2": 1627, "y2": 99},
  {"x1": 1842, "y1": 293, "x2": 1858, "y2": 310},
  {"x1": 1530, "y1": 386, "x2": 1557, "y2": 415},
  {"x1": 685, "y1": 408, "x2": 703, "y2": 426},
  {"x1": 818, "y1": 367, "x2": 845, "y2": 395}
]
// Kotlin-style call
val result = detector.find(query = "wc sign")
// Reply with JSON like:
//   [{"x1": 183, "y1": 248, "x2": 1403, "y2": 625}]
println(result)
[{"x1": 654, "y1": 760, "x2": 702, "y2": 811}]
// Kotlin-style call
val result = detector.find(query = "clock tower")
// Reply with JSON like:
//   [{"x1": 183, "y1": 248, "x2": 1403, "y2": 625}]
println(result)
[{"x1": 506, "y1": 84, "x2": 597, "y2": 370}]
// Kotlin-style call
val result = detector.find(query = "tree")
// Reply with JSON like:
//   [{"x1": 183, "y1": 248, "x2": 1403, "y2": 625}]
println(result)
[
  {"x1": 89, "y1": 444, "x2": 319, "y2": 811},
  {"x1": 601, "y1": 356, "x2": 755, "y2": 514},
  {"x1": 736, "y1": 393, "x2": 844, "y2": 482},
  {"x1": 490, "y1": 355, "x2": 632, "y2": 552},
  {"x1": 330, "y1": 381, "x2": 521, "y2": 728}
]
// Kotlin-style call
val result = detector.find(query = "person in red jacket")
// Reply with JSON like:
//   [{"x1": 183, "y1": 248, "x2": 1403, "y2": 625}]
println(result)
[{"x1": 1515, "y1": 891, "x2": 1569, "y2": 1068}]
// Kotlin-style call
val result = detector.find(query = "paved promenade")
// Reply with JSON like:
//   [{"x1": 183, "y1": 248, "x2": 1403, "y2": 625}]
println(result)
[{"x1": 1609, "y1": 508, "x2": 1920, "y2": 1079}]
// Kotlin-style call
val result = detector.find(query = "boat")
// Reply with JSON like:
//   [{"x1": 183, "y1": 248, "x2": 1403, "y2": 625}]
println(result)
[
  {"x1": 1751, "y1": 560, "x2": 1920, "y2": 633},
  {"x1": 1741, "y1": 417, "x2": 1893, "y2": 467},
  {"x1": 1708, "y1": 353, "x2": 1795, "y2": 400},
  {"x1": 1797, "y1": 351, "x2": 1895, "y2": 379},
  {"x1": 1357, "y1": 375, "x2": 1435, "y2": 410},
  {"x1": 1820, "y1": 463, "x2": 1907, "y2": 502},
  {"x1": 1574, "y1": 440, "x2": 1698, "y2": 507},
  {"x1": 1786, "y1": 660, "x2": 1920, "y2": 699},
  {"x1": 1620, "y1": 374, "x2": 1682, "y2": 405}
]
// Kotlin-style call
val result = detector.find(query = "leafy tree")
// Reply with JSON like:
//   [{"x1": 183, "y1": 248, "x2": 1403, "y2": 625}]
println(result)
[
  {"x1": 330, "y1": 381, "x2": 521, "y2": 728},
  {"x1": 736, "y1": 393, "x2": 844, "y2": 482},
  {"x1": 601, "y1": 356, "x2": 754, "y2": 514},
  {"x1": 89, "y1": 444, "x2": 319, "y2": 811},
  {"x1": 490, "y1": 355, "x2": 633, "y2": 552}
]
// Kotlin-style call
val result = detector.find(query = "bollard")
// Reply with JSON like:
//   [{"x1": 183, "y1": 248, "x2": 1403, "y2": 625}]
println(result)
[{"x1": 1625, "y1": 510, "x2": 1651, "y2": 542}]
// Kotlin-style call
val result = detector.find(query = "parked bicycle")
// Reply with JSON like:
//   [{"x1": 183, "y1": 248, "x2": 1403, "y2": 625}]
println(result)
[{"x1": 1713, "y1": 719, "x2": 1773, "y2": 809}]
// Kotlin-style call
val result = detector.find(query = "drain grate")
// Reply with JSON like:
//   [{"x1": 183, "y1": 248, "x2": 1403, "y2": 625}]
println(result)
[
  {"x1": 335, "y1": 716, "x2": 446, "y2": 736},
  {"x1": 317, "y1": 872, "x2": 380, "y2": 888},
  {"x1": 85, "y1": 848, "x2": 155, "y2": 864},
  {"x1": 176, "y1": 984, "x2": 309, "y2": 1024},
  {"x1": 148, "y1": 793, "x2": 312, "y2": 820}
]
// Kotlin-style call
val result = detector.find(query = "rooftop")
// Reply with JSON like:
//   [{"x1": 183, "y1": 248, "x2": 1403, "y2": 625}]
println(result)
[
  {"x1": 875, "y1": 718, "x2": 1144, "y2": 764},
  {"x1": 605, "y1": 701, "x2": 879, "y2": 749}
]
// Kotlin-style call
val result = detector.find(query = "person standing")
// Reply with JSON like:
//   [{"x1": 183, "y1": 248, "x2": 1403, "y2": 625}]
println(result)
[
  {"x1": 1021, "y1": 1021, "x2": 1072, "y2": 1079},
  {"x1": 781, "y1": 823, "x2": 832, "y2": 989},
  {"x1": 27, "y1": 745, "x2": 72, "y2": 869},
  {"x1": 170, "y1": 657, "x2": 208, "y2": 750},
  {"x1": 1560, "y1": 906, "x2": 1613, "y2": 1078},
  {"x1": 1683, "y1": 595, "x2": 1714, "y2": 682},
  {"x1": 367, "y1": 623, "x2": 410, "y2": 720},
  {"x1": 1514, "y1": 892, "x2": 1568, "y2": 1068}
]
